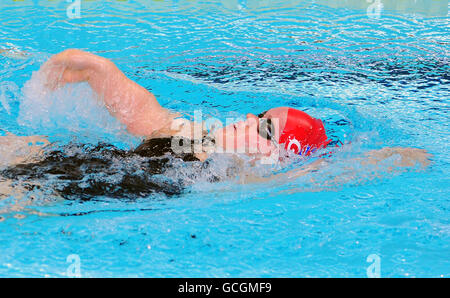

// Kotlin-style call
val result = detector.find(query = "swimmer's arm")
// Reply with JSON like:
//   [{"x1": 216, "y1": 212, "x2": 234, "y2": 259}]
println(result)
[
  {"x1": 0, "y1": 134, "x2": 49, "y2": 168},
  {"x1": 291, "y1": 147, "x2": 430, "y2": 181},
  {"x1": 239, "y1": 147, "x2": 431, "y2": 185},
  {"x1": 39, "y1": 49, "x2": 176, "y2": 137}
]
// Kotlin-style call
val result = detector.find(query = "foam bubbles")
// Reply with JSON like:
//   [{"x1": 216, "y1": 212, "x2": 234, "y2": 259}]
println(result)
[{"x1": 0, "y1": 81, "x2": 21, "y2": 116}]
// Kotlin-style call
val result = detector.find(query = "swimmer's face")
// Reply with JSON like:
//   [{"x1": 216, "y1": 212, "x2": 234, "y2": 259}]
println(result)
[{"x1": 213, "y1": 107, "x2": 290, "y2": 156}]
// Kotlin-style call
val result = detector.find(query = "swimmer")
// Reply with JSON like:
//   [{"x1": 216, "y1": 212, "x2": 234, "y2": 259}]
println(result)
[
  {"x1": 35, "y1": 49, "x2": 330, "y2": 160},
  {"x1": 0, "y1": 49, "x2": 431, "y2": 200}
]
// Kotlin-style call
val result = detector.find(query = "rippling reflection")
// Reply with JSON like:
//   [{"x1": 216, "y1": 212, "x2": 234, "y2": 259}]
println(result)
[{"x1": 166, "y1": 55, "x2": 449, "y2": 89}]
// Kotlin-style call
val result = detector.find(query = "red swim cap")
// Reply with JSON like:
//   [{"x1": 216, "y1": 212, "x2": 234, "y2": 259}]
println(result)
[{"x1": 279, "y1": 108, "x2": 331, "y2": 156}]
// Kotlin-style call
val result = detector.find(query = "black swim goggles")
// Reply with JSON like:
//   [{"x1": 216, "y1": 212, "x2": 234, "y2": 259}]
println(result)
[{"x1": 257, "y1": 117, "x2": 277, "y2": 146}]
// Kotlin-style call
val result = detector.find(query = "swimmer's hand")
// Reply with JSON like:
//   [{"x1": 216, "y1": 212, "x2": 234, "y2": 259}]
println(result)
[{"x1": 39, "y1": 49, "x2": 175, "y2": 137}]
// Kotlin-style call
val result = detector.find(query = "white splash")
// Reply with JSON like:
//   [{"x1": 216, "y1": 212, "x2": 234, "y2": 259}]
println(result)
[{"x1": 18, "y1": 69, "x2": 138, "y2": 146}]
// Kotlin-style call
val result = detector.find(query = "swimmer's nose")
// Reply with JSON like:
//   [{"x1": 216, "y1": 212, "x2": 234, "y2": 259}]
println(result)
[
  {"x1": 246, "y1": 113, "x2": 258, "y2": 121},
  {"x1": 245, "y1": 114, "x2": 259, "y2": 128}
]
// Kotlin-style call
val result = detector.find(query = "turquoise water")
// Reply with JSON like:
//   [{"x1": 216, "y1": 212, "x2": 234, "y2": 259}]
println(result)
[{"x1": 0, "y1": 0, "x2": 449, "y2": 277}]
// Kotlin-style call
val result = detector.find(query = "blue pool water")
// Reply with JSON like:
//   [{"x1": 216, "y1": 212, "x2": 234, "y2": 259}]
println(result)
[{"x1": 0, "y1": 0, "x2": 449, "y2": 277}]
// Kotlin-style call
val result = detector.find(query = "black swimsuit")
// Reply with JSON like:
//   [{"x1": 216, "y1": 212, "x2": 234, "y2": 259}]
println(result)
[{"x1": 0, "y1": 137, "x2": 216, "y2": 200}]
